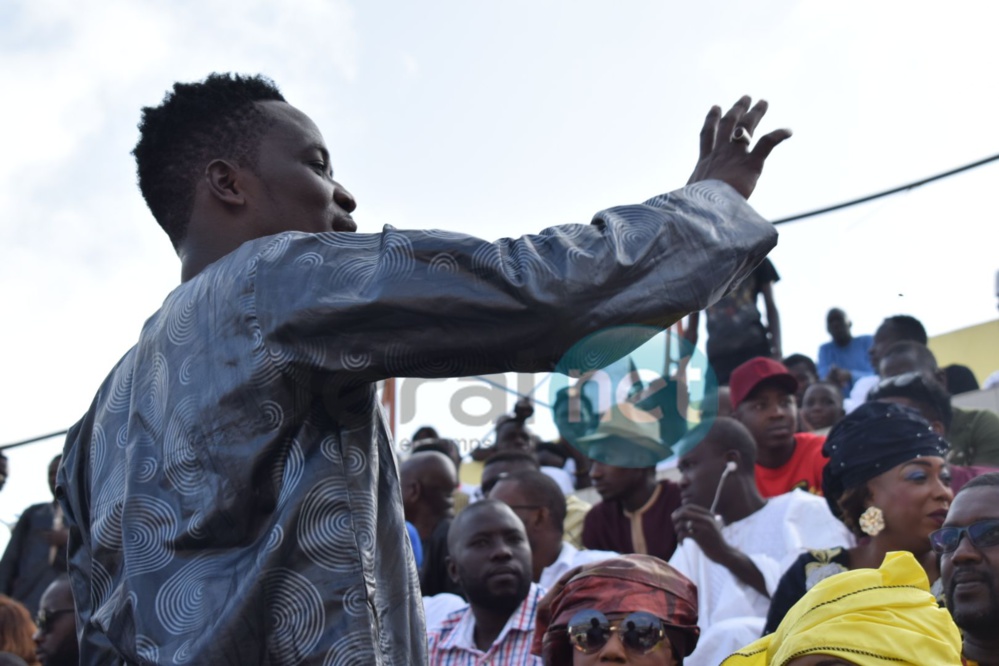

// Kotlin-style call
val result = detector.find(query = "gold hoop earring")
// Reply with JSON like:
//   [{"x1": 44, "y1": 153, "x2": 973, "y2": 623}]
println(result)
[{"x1": 859, "y1": 506, "x2": 885, "y2": 537}]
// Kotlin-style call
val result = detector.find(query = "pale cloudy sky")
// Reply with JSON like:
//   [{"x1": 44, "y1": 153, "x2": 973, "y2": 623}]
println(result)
[{"x1": 2, "y1": 1, "x2": 998, "y2": 533}]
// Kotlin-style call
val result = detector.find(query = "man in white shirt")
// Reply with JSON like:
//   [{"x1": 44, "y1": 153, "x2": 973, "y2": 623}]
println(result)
[
  {"x1": 669, "y1": 418, "x2": 852, "y2": 666},
  {"x1": 489, "y1": 471, "x2": 616, "y2": 589}
]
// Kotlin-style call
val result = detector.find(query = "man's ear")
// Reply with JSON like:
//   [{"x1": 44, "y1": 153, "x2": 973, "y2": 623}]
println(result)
[
  {"x1": 402, "y1": 481, "x2": 420, "y2": 505},
  {"x1": 205, "y1": 159, "x2": 246, "y2": 206},
  {"x1": 534, "y1": 507, "x2": 550, "y2": 530},
  {"x1": 446, "y1": 556, "x2": 459, "y2": 585}
]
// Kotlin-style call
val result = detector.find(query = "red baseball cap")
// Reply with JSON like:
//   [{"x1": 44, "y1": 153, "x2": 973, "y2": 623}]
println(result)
[{"x1": 728, "y1": 357, "x2": 799, "y2": 409}]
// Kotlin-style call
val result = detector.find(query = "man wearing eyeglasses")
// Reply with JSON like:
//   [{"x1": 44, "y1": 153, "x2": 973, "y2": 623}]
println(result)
[
  {"x1": 935, "y1": 472, "x2": 999, "y2": 666},
  {"x1": 32, "y1": 576, "x2": 78, "y2": 666}
]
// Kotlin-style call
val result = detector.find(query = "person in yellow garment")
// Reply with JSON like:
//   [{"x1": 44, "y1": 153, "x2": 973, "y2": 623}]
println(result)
[{"x1": 721, "y1": 551, "x2": 963, "y2": 666}]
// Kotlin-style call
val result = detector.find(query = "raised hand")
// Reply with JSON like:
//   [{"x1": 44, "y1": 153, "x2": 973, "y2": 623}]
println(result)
[{"x1": 687, "y1": 95, "x2": 791, "y2": 200}]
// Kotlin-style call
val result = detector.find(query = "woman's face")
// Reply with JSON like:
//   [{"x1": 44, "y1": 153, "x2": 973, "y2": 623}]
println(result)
[
  {"x1": 866, "y1": 456, "x2": 952, "y2": 550},
  {"x1": 570, "y1": 613, "x2": 677, "y2": 666}
]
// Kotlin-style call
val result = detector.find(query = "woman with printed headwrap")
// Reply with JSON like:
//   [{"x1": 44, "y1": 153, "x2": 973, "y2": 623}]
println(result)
[
  {"x1": 531, "y1": 554, "x2": 699, "y2": 665},
  {"x1": 723, "y1": 551, "x2": 962, "y2": 665},
  {"x1": 763, "y1": 400, "x2": 953, "y2": 634}
]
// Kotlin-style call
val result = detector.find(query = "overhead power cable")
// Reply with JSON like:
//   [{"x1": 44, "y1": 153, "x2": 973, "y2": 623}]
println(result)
[
  {"x1": 772, "y1": 152, "x2": 999, "y2": 225},
  {"x1": 0, "y1": 429, "x2": 69, "y2": 451}
]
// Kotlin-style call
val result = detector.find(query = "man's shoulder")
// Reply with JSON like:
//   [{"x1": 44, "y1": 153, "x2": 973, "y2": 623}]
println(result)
[{"x1": 954, "y1": 406, "x2": 999, "y2": 429}]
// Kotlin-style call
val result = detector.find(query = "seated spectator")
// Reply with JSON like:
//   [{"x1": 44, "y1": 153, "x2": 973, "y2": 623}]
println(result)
[
  {"x1": 532, "y1": 554, "x2": 700, "y2": 666},
  {"x1": 427, "y1": 500, "x2": 544, "y2": 665},
  {"x1": 764, "y1": 401, "x2": 952, "y2": 633},
  {"x1": 944, "y1": 363, "x2": 980, "y2": 395},
  {"x1": 480, "y1": 452, "x2": 591, "y2": 550},
  {"x1": 879, "y1": 340, "x2": 999, "y2": 467},
  {"x1": 730, "y1": 358, "x2": 827, "y2": 497},
  {"x1": 933, "y1": 472, "x2": 999, "y2": 666},
  {"x1": 0, "y1": 456, "x2": 66, "y2": 615},
  {"x1": 401, "y1": 451, "x2": 461, "y2": 598},
  {"x1": 413, "y1": 438, "x2": 473, "y2": 514},
  {"x1": 800, "y1": 381, "x2": 844, "y2": 434},
  {"x1": 0, "y1": 595, "x2": 38, "y2": 666},
  {"x1": 724, "y1": 552, "x2": 962, "y2": 665},
  {"x1": 869, "y1": 371, "x2": 998, "y2": 492},
  {"x1": 579, "y1": 405, "x2": 682, "y2": 560},
  {"x1": 845, "y1": 314, "x2": 927, "y2": 412},
  {"x1": 781, "y1": 353, "x2": 817, "y2": 408},
  {"x1": 669, "y1": 419, "x2": 851, "y2": 666},
  {"x1": 31, "y1": 576, "x2": 77, "y2": 666},
  {"x1": 817, "y1": 307, "x2": 874, "y2": 393},
  {"x1": 489, "y1": 471, "x2": 616, "y2": 589}
]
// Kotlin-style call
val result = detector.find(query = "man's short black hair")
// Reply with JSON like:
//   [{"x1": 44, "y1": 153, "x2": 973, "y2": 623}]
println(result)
[
  {"x1": 869, "y1": 372, "x2": 953, "y2": 432},
  {"x1": 132, "y1": 73, "x2": 286, "y2": 250},
  {"x1": 782, "y1": 353, "x2": 818, "y2": 377},
  {"x1": 883, "y1": 315, "x2": 928, "y2": 345},
  {"x1": 959, "y1": 472, "x2": 999, "y2": 492},
  {"x1": 496, "y1": 470, "x2": 568, "y2": 533}
]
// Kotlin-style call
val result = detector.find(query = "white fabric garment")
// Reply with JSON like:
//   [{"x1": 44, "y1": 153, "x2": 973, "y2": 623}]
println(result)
[
  {"x1": 423, "y1": 593, "x2": 468, "y2": 631},
  {"x1": 540, "y1": 466, "x2": 575, "y2": 496},
  {"x1": 669, "y1": 489, "x2": 854, "y2": 666},
  {"x1": 538, "y1": 542, "x2": 618, "y2": 590},
  {"x1": 845, "y1": 373, "x2": 880, "y2": 413}
]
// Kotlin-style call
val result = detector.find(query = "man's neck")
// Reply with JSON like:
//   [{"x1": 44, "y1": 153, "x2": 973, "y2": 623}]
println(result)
[
  {"x1": 963, "y1": 635, "x2": 999, "y2": 666},
  {"x1": 470, "y1": 602, "x2": 518, "y2": 652},
  {"x1": 718, "y1": 480, "x2": 765, "y2": 524},
  {"x1": 755, "y1": 438, "x2": 796, "y2": 469},
  {"x1": 532, "y1": 532, "x2": 562, "y2": 582},
  {"x1": 834, "y1": 335, "x2": 852, "y2": 348},
  {"x1": 411, "y1": 513, "x2": 441, "y2": 542},
  {"x1": 622, "y1": 478, "x2": 656, "y2": 513}
]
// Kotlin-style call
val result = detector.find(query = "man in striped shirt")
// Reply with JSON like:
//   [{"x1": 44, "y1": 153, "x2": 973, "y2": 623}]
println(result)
[{"x1": 427, "y1": 500, "x2": 543, "y2": 665}]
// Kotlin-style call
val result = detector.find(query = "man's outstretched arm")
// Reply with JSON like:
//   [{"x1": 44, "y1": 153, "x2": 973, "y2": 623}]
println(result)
[{"x1": 253, "y1": 97, "x2": 791, "y2": 380}]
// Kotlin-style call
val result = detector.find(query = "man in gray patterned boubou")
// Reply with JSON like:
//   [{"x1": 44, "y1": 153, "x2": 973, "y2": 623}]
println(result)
[{"x1": 57, "y1": 72, "x2": 790, "y2": 665}]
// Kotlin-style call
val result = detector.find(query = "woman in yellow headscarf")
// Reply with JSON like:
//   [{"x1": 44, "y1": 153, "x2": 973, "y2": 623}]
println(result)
[{"x1": 721, "y1": 551, "x2": 962, "y2": 666}]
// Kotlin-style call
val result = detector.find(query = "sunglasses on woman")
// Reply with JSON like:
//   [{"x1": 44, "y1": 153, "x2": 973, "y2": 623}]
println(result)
[
  {"x1": 930, "y1": 519, "x2": 999, "y2": 554},
  {"x1": 567, "y1": 609, "x2": 666, "y2": 655}
]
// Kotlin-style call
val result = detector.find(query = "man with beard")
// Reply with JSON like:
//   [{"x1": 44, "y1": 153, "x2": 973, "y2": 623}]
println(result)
[
  {"x1": 427, "y1": 500, "x2": 542, "y2": 665},
  {"x1": 935, "y1": 472, "x2": 999, "y2": 666}
]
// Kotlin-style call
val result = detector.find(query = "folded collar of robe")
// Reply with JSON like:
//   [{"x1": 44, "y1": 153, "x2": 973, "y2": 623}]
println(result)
[
  {"x1": 721, "y1": 551, "x2": 963, "y2": 666},
  {"x1": 531, "y1": 554, "x2": 699, "y2": 665}
]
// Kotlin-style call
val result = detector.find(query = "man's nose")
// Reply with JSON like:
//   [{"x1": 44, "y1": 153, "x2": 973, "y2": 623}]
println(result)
[
  {"x1": 951, "y1": 529, "x2": 983, "y2": 562},
  {"x1": 333, "y1": 182, "x2": 357, "y2": 213},
  {"x1": 490, "y1": 540, "x2": 513, "y2": 561}
]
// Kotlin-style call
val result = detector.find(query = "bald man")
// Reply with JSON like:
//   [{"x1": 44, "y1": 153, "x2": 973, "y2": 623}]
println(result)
[{"x1": 401, "y1": 451, "x2": 463, "y2": 598}]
